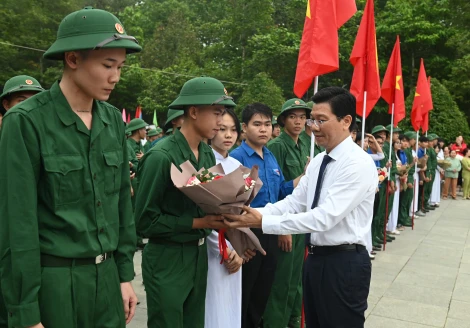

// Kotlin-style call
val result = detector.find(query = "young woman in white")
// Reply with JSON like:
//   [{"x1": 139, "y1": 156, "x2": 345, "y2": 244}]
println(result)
[
  {"x1": 430, "y1": 144, "x2": 444, "y2": 206},
  {"x1": 205, "y1": 108, "x2": 244, "y2": 328}
]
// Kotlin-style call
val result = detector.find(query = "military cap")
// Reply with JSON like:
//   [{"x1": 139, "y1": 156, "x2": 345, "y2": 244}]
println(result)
[
  {"x1": 147, "y1": 128, "x2": 158, "y2": 137},
  {"x1": 44, "y1": 6, "x2": 141, "y2": 60},
  {"x1": 0, "y1": 75, "x2": 44, "y2": 102},
  {"x1": 272, "y1": 116, "x2": 278, "y2": 125},
  {"x1": 404, "y1": 131, "x2": 417, "y2": 140},
  {"x1": 385, "y1": 124, "x2": 402, "y2": 133},
  {"x1": 164, "y1": 108, "x2": 184, "y2": 130},
  {"x1": 371, "y1": 125, "x2": 389, "y2": 136},
  {"x1": 278, "y1": 98, "x2": 311, "y2": 127},
  {"x1": 126, "y1": 118, "x2": 147, "y2": 134},
  {"x1": 168, "y1": 76, "x2": 236, "y2": 109}
]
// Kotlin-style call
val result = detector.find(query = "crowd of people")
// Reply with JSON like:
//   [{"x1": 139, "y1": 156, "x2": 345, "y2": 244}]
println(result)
[{"x1": 0, "y1": 6, "x2": 469, "y2": 328}]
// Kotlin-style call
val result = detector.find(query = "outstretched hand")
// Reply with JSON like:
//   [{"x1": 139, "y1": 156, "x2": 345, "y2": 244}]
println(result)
[{"x1": 223, "y1": 206, "x2": 262, "y2": 229}]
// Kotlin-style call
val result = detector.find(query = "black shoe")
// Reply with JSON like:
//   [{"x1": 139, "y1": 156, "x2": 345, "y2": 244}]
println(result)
[
  {"x1": 422, "y1": 208, "x2": 429, "y2": 213},
  {"x1": 373, "y1": 246, "x2": 382, "y2": 251},
  {"x1": 425, "y1": 206, "x2": 435, "y2": 211}
]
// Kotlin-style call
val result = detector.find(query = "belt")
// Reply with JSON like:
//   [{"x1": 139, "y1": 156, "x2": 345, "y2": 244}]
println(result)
[
  {"x1": 307, "y1": 244, "x2": 366, "y2": 255},
  {"x1": 41, "y1": 252, "x2": 113, "y2": 267},
  {"x1": 149, "y1": 238, "x2": 205, "y2": 247}
]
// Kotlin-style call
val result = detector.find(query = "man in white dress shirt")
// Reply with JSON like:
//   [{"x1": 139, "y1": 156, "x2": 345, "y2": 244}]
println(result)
[{"x1": 223, "y1": 87, "x2": 377, "y2": 328}]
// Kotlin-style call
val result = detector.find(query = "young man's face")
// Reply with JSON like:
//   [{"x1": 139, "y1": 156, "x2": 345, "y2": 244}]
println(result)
[
  {"x1": 192, "y1": 105, "x2": 225, "y2": 140},
  {"x1": 172, "y1": 116, "x2": 184, "y2": 129},
  {"x1": 420, "y1": 141, "x2": 429, "y2": 148},
  {"x1": 282, "y1": 109, "x2": 307, "y2": 137},
  {"x1": 401, "y1": 139, "x2": 410, "y2": 149},
  {"x1": 69, "y1": 48, "x2": 126, "y2": 101},
  {"x1": 392, "y1": 132, "x2": 399, "y2": 142},
  {"x1": 376, "y1": 131, "x2": 387, "y2": 141},
  {"x1": 272, "y1": 124, "x2": 281, "y2": 138},
  {"x1": 243, "y1": 113, "x2": 272, "y2": 148},
  {"x1": 409, "y1": 139, "x2": 416, "y2": 148},
  {"x1": 2, "y1": 91, "x2": 39, "y2": 110},
  {"x1": 138, "y1": 128, "x2": 146, "y2": 140}
]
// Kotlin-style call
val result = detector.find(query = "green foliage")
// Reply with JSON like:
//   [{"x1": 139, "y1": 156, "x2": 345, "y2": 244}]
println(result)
[{"x1": 401, "y1": 78, "x2": 470, "y2": 143}]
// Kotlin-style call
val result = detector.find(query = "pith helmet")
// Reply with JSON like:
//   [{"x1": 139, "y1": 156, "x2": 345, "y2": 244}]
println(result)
[
  {"x1": 168, "y1": 77, "x2": 236, "y2": 109},
  {"x1": 164, "y1": 108, "x2": 184, "y2": 130},
  {"x1": 147, "y1": 129, "x2": 158, "y2": 137},
  {"x1": 126, "y1": 118, "x2": 147, "y2": 134},
  {"x1": 278, "y1": 98, "x2": 310, "y2": 127},
  {"x1": 371, "y1": 125, "x2": 389, "y2": 136},
  {"x1": 427, "y1": 133, "x2": 437, "y2": 141},
  {"x1": 272, "y1": 116, "x2": 278, "y2": 125},
  {"x1": 0, "y1": 75, "x2": 44, "y2": 102},
  {"x1": 44, "y1": 6, "x2": 141, "y2": 60},
  {"x1": 404, "y1": 131, "x2": 417, "y2": 140},
  {"x1": 385, "y1": 124, "x2": 402, "y2": 133}
]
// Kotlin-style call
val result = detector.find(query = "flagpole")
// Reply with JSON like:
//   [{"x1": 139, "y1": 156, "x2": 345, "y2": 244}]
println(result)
[
  {"x1": 310, "y1": 76, "x2": 319, "y2": 159},
  {"x1": 411, "y1": 130, "x2": 419, "y2": 230},
  {"x1": 361, "y1": 91, "x2": 367, "y2": 149},
  {"x1": 389, "y1": 103, "x2": 395, "y2": 163}
]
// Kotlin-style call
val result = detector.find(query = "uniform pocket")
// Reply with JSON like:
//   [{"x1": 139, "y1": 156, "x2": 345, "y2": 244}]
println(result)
[
  {"x1": 43, "y1": 155, "x2": 84, "y2": 205},
  {"x1": 103, "y1": 150, "x2": 123, "y2": 195}
]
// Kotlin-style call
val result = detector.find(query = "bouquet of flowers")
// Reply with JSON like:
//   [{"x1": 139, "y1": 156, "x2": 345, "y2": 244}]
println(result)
[
  {"x1": 171, "y1": 161, "x2": 265, "y2": 262},
  {"x1": 377, "y1": 167, "x2": 388, "y2": 184},
  {"x1": 437, "y1": 159, "x2": 451, "y2": 170}
]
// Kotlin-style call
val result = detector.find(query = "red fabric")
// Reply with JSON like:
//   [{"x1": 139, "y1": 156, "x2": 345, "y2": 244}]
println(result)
[
  {"x1": 349, "y1": 0, "x2": 381, "y2": 118},
  {"x1": 421, "y1": 76, "x2": 434, "y2": 132},
  {"x1": 450, "y1": 142, "x2": 467, "y2": 157},
  {"x1": 293, "y1": 0, "x2": 357, "y2": 98},
  {"x1": 135, "y1": 105, "x2": 142, "y2": 119},
  {"x1": 381, "y1": 36, "x2": 405, "y2": 126},
  {"x1": 411, "y1": 59, "x2": 432, "y2": 131},
  {"x1": 218, "y1": 229, "x2": 229, "y2": 264},
  {"x1": 127, "y1": 114, "x2": 131, "y2": 124}
]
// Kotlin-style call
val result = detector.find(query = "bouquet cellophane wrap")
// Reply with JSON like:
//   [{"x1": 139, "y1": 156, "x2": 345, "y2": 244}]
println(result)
[
  {"x1": 171, "y1": 160, "x2": 265, "y2": 259},
  {"x1": 417, "y1": 157, "x2": 427, "y2": 169},
  {"x1": 437, "y1": 159, "x2": 452, "y2": 170}
]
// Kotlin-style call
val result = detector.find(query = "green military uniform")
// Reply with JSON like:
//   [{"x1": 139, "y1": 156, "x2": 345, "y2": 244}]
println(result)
[
  {"x1": 0, "y1": 75, "x2": 45, "y2": 328},
  {"x1": 134, "y1": 77, "x2": 236, "y2": 328},
  {"x1": 143, "y1": 128, "x2": 162, "y2": 153},
  {"x1": 299, "y1": 130, "x2": 324, "y2": 157},
  {"x1": 164, "y1": 108, "x2": 184, "y2": 132},
  {"x1": 0, "y1": 81, "x2": 136, "y2": 327},
  {"x1": 423, "y1": 134, "x2": 437, "y2": 210},
  {"x1": 264, "y1": 99, "x2": 310, "y2": 328},
  {"x1": 0, "y1": 7, "x2": 140, "y2": 328},
  {"x1": 398, "y1": 134, "x2": 416, "y2": 227}
]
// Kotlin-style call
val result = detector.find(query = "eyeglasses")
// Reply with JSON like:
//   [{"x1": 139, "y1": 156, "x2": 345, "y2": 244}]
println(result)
[
  {"x1": 94, "y1": 34, "x2": 139, "y2": 49},
  {"x1": 211, "y1": 95, "x2": 234, "y2": 106},
  {"x1": 306, "y1": 116, "x2": 343, "y2": 128}
]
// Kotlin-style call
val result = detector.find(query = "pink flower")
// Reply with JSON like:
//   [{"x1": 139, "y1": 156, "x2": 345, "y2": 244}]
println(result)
[{"x1": 187, "y1": 176, "x2": 201, "y2": 186}]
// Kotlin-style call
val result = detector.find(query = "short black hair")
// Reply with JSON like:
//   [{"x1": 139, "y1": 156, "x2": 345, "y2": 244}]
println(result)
[
  {"x1": 463, "y1": 148, "x2": 469, "y2": 156},
  {"x1": 419, "y1": 136, "x2": 429, "y2": 142},
  {"x1": 241, "y1": 103, "x2": 272, "y2": 125},
  {"x1": 399, "y1": 134, "x2": 409, "y2": 142},
  {"x1": 311, "y1": 86, "x2": 356, "y2": 132}
]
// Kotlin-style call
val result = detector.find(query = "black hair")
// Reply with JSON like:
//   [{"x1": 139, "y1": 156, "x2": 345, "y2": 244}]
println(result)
[
  {"x1": 419, "y1": 136, "x2": 429, "y2": 143},
  {"x1": 0, "y1": 107, "x2": 5, "y2": 116},
  {"x1": 223, "y1": 108, "x2": 241, "y2": 137},
  {"x1": 462, "y1": 148, "x2": 469, "y2": 156},
  {"x1": 311, "y1": 86, "x2": 356, "y2": 132},
  {"x1": 399, "y1": 134, "x2": 409, "y2": 142},
  {"x1": 241, "y1": 103, "x2": 273, "y2": 125}
]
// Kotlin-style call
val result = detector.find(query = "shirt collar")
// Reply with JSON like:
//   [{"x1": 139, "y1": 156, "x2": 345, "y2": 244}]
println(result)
[
  {"x1": 174, "y1": 129, "x2": 212, "y2": 161},
  {"x1": 240, "y1": 140, "x2": 269, "y2": 158},
  {"x1": 279, "y1": 132, "x2": 300, "y2": 148},
  {"x1": 327, "y1": 136, "x2": 354, "y2": 161},
  {"x1": 212, "y1": 148, "x2": 226, "y2": 161},
  {"x1": 50, "y1": 81, "x2": 111, "y2": 127}
]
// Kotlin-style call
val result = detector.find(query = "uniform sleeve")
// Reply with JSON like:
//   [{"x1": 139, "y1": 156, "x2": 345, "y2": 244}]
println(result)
[
  {"x1": 134, "y1": 151, "x2": 194, "y2": 238},
  {"x1": 115, "y1": 128, "x2": 137, "y2": 283},
  {"x1": 0, "y1": 113, "x2": 42, "y2": 327},
  {"x1": 127, "y1": 143, "x2": 139, "y2": 172}
]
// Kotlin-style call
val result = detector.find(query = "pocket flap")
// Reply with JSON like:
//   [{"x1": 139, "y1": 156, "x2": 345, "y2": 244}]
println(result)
[
  {"x1": 103, "y1": 150, "x2": 123, "y2": 168},
  {"x1": 43, "y1": 155, "x2": 83, "y2": 175}
]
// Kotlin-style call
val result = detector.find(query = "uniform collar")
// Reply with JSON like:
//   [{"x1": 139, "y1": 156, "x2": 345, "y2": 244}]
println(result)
[
  {"x1": 240, "y1": 140, "x2": 269, "y2": 158},
  {"x1": 50, "y1": 81, "x2": 111, "y2": 127},
  {"x1": 174, "y1": 129, "x2": 212, "y2": 162},
  {"x1": 279, "y1": 131, "x2": 303, "y2": 148},
  {"x1": 327, "y1": 136, "x2": 354, "y2": 161}
]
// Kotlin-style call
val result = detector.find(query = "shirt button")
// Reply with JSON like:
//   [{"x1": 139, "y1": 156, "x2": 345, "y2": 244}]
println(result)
[
  {"x1": 99, "y1": 228, "x2": 104, "y2": 233},
  {"x1": 97, "y1": 201, "x2": 101, "y2": 207},
  {"x1": 93, "y1": 173, "x2": 97, "y2": 180}
]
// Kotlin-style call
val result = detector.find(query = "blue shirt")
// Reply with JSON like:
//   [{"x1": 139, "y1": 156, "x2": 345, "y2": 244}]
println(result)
[
  {"x1": 230, "y1": 140, "x2": 294, "y2": 208},
  {"x1": 418, "y1": 148, "x2": 426, "y2": 159},
  {"x1": 399, "y1": 150, "x2": 407, "y2": 165}
]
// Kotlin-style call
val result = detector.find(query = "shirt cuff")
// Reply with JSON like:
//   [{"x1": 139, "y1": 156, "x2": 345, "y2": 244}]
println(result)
[
  {"x1": 176, "y1": 214, "x2": 194, "y2": 233},
  {"x1": 261, "y1": 215, "x2": 281, "y2": 235},
  {"x1": 7, "y1": 301, "x2": 41, "y2": 328},
  {"x1": 116, "y1": 260, "x2": 135, "y2": 283}
]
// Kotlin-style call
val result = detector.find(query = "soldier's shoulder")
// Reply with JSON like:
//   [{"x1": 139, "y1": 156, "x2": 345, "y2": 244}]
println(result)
[{"x1": 4, "y1": 90, "x2": 51, "y2": 117}]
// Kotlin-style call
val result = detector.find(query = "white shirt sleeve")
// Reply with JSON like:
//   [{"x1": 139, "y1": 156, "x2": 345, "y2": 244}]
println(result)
[
  {"x1": 261, "y1": 159, "x2": 376, "y2": 235},
  {"x1": 369, "y1": 152, "x2": 385, "y2": 161}
]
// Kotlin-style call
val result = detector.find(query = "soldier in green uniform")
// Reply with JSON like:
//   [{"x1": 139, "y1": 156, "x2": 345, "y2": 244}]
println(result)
[
  {"x1": 126, "y1": 118, "x2": 148, "y2": 249},
  {"x1": 299, "y1": 101, "x2": 324, "y2": 157},
  {"x1": 371, "y1": 125, "x2": 396, "y2": 246},
  {"x1": 165, "y1": 108, "x2": 184, "y2": 134},
  {"x1": 264, "y1": 99, "x2": 310, "y2": 328},
  {"x1": 0, "y1": 75, "x2": 44, "y2": 327},
  {"x1": 271, "y1": 115, "x2": 281, "y2": 140},
  {"x1": 397, "y1": 133, "x2": 415, "y2": 227},
  {"x1": 144, "y1": 127, "x2": 162, "y2": 152},
  {"x1": 0, "y1": 7, "x2": 141, "y2": 328},
  {"x1": 134, "y1": 76, "x2": 236, "y2": 328},
  {"x1": 423, "y1": 134, "x2": 438, "y2": 212}
]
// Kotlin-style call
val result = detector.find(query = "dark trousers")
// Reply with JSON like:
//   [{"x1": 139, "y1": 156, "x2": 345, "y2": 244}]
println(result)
[
  {"x1": 303, "y1": 248, "x2": 371, "y2": 328},
  {"x1": 242, "y1": 229, "x2": 279, "y2": 328}
]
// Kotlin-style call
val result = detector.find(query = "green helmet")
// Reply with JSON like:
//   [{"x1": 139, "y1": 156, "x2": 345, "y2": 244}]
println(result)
[
  {"x1": 385, "y1": 124, "x2": 402, "y2": 133},
  {"x1": 165, "y1": 128, "x2": 173, "y2": 135},
  {"x1": 44, "y1": 6, "x2": 141, "y2": 60},
  {"x1": 427, "y1": 133, "x2": 437, "y2": 141},
  {"x1": 0, "y1": 75, "x2": 45, "y2": 102},
  {"x1": 126, "y1": 118, "x2": 147, "y2": 134},
  {"x1": 272, "y1": 115, "x2": 278, "y2": 125},
  {"x1": 371, "y1": 125, "x2": 389, "y2": 136},
  {"x1": 168, "y1": 76, "x2": 236, "y2": 109},
  {"x1": 404, "y1": 131, "x2": 417, "y2": 140},
  {"x1": 155, "y1": 127, "x2": 163, "y2": 134},
  {"x1": 164, "y1": 108, "x2": 184, "y2": 130},
  {"x1": 147, "y1": 128, "x2": 158, "y2": 137},
  {"x1": 278, "y1": 98, "x2": 311, "y2": 128},
  {"x1": 306, "y1": 101, "x2": 314, "y2": 109}
]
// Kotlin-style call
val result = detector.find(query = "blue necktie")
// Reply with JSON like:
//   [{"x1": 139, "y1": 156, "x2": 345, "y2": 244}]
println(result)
[{"x1": 306, "y1": 155, "x2": 333, "y2": 245}]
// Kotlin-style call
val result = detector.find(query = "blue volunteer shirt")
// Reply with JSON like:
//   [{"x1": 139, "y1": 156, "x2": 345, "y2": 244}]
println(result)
[
  {"x1": 230, "y1": 140, "x2": 294, "y2": 207},
  {"x1": 418, "y1": 147, "x2": 426, "y2": 159}
]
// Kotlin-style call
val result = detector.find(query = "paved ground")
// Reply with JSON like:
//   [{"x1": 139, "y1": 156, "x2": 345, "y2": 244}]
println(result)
[{"x1": 129, "y1": 196, "x2": 470, "y2": 328}]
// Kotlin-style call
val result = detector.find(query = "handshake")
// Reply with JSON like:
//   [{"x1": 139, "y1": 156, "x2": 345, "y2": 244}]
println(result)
[{"x1": 200, "y1": 206, "x2": 263, "y2": 229}]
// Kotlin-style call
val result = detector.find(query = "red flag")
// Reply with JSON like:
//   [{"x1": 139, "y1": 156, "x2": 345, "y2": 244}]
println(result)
[
  {"x1": 349, "y1": 0, "x2": 381, "y2": 118},
  {"x1": 381, "y1": 36, "x2": 405, "y2": 126},
  {"x1": 421, "y1": 76, "x2": 433, "y2": 132},
  {"x1": 135, "y1": 105, "x2": 142, "y2": 119},
  {"x1": 411, "y1": 59, "x2": 433, "y2": 132},
  {"x1": 294, "y1": 0, "x2": 357, "y2": 97}
]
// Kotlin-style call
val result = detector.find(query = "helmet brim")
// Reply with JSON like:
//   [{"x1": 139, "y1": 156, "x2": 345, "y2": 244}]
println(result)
[{"x1": 168, "y1": 94, "x2": 236, "y2": 109}]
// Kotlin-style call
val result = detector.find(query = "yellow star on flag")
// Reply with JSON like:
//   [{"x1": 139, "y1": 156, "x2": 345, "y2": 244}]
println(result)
[
  {"x1": 396, "y1": 76, "x2": 402, "y2": 90},
  {"x1": 306, "y1": 0, "x2": 311, "y2": 18},
  {"x1": 415, "y1": 92, "x2": 420, "y2": 97}
]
